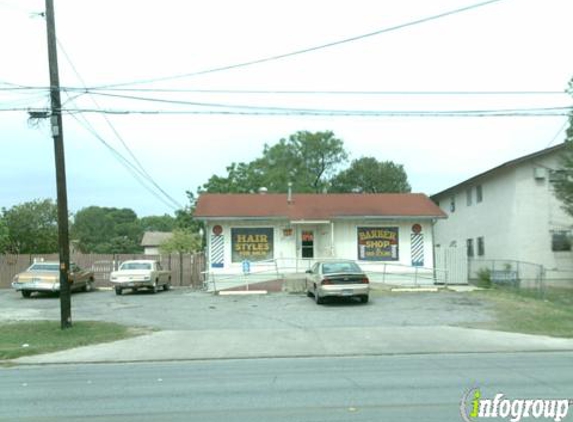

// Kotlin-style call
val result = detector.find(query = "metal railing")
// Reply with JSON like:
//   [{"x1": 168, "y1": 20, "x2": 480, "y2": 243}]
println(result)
[{"x1": 202, "y1": 258, "x2": 449, "y2": 292}]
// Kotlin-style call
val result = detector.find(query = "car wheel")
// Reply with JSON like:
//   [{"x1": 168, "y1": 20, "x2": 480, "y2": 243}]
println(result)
[
  {"x1": 21, "y1": 291, "x2": 32, "y2": 298},
  {"x1": 314, "y1": 287, "x2": 324, "y2": 305},
  {"x1": 84, "y1": 280, "x2": 94, "y2": 292},
  {"x1": 152, "y1": 281, "x2": 159, "y2": 294},
  {"x1": 163, "y1": 283, "x2": 171, "y2": 292},
  {"x1": 360, "y1": 295, "x2": 369, "y2": 304},
  {"x1": 115, "y1": 287, "x2": 122, "y2": 296}
]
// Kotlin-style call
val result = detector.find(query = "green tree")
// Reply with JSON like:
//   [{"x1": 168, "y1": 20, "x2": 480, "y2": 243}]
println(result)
[
  {"x1": 72, "y1": 206, "x2": 143, "y2": 253},
  {"x1": 552, "y1": 77, "x2": 573, "y2": 216},
  {"x1": 140, "y1": 215, "x2": 176, "y2": 232},
  {"x1": 3, "y1": 199, "x2": 59, "y2": 253},
  {"x1": 200, "y1": 131, "x2": 348, "y2": 193},
  {"x1": 0, "y1": 216, "x2": 11, "y2": 253},
  {"x1": 159, "y1": 229, "x2": 202, "y2": 254},
  {"x1": 330, "y1": 157, "x2": 411, "y2": 193}
]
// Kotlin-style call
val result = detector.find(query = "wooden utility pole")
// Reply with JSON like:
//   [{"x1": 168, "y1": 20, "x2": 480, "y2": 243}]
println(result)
[{"x1": 45, "y1": 0, "x2": 72, "y2": 329}]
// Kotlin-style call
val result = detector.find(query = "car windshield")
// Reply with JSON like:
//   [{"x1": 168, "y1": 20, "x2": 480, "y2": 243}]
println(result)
[
  {"x1": 120, "y1": 262, "x2": 152, "y2": 270},
  {"x1": 28, "y1": 263, "x2": 59, "y2": 272},
  {"x1": 322, "y1": 262, "x2": 362, "y2": 274}
]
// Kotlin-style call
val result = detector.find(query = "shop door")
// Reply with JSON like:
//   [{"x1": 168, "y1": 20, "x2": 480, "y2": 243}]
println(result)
[{"x1": 301, "y1": 230, "x2": 314, "y2": 258}]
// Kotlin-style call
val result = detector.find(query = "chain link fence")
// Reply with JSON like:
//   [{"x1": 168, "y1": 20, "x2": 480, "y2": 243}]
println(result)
[{"x1": 469, "y1": 259, "x2": 573, "y2": 304}]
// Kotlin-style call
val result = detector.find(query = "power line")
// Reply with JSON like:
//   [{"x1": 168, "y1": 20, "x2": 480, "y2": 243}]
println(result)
[
  {"x1": 93, "y1": 0, "x2": 507, "y2": 89},
  {"x1": 82, "y1": 90, "x2": 573, "y2": 115},
  {"x1": 56, "y1": 38, "x2": 184, "y2": 210},
  {"x1": 67, "y1": 111, "x2": 180, "y2": 211},
  {"x1": 56, "y1": 106, "x2": 571, "y2": 117},
  {"x1": 79, "y1": 87, "x2": 569, "y2": 96}
]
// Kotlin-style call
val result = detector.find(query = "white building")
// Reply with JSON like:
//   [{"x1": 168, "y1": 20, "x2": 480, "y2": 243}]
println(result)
[
  {"x1": 194, "y1": 193, "x2": 445, "y2": 285},
  {"x1": 141, "y1": 231, "x2": 173, "y2": 255},
  {"x1": 431, "y1": 143, "x2": 572, "y2": 282}
]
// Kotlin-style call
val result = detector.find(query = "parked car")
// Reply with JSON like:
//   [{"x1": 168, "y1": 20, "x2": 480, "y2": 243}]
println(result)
[
  {"x1": 12, "y1": 261, "x2": 95, "y2": 298},
  {"x1": 110, "y1": 260, "x2": 171, "y2": 295},
  {"x1": 305, "y1": 260, "x2": 370, "y2": 304}
]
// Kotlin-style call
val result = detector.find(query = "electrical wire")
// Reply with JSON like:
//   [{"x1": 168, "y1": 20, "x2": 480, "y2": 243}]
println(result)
[
  {"x1": 56, "y1": 39, "x2": 184, "y2": 210},
  {"x1": 67, "y1": 111, "x2": 179, "y2": 211},
  {"x1": 92, "y1": 0, "x2": 507, "y2": 89}
]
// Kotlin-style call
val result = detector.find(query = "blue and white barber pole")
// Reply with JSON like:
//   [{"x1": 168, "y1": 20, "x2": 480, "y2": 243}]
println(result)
[
  {"x1": 410, "y1": 224, "x2": 424, "y2": 267},
  {"x1": 242, "y1": 259, "x2": 251, "y2": 275}
]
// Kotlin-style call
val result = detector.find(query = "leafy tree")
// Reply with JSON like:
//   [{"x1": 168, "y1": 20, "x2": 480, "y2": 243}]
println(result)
[
  {"x1": 140, "y1": 215, "x2": 176, "y2": 232},
  {"x1": 72, "y1": 206, "x2": 143, "y2": 253},
  {"x1": 200, "y1": 131, "x2": 348, "y2": 194},
  {"x1": 2, "y1": 199, "x2": 59, "y2": 253},
  {"x1": 552, "y1": 77, "x2": 573, "y2": 216},
  {"x1": 0, "y1": 216, "x2": 11, "y2": 253},
  {"x1": 330, "y1": 157, "x2": 411, "y2": 193},
  {"x1": 159, "y1": 229, "x2": 202, "y2": 254}
]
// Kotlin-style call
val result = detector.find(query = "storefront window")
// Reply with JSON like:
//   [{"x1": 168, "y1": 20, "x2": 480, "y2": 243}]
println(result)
[
  {"x1": 357, "y1": 227, "x2": 399, "y2": 261},
  {"x1": 231, "y1": 228, "x2": 274, "y2": 262}
]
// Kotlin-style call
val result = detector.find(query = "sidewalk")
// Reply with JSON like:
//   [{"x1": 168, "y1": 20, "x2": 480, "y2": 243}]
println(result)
[{"x1": 13, "y1": 325, "x2": 573, "y2": 365}]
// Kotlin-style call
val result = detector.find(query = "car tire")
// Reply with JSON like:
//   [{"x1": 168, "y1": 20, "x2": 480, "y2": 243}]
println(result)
[
  {"x1": 115, "y1": 287, "x2": 122, "y2": 296},
  {"x1": 152, "y1": 281, "x2": 159, "y2": 294},
  {"x1": 360, "y1": 295, "x2": 369, "y2": 304},
  {"x1": 163, "y1": 283, "x2": 170, "y2": 292},
  {"x1": 84, "y1": 280, "x2": 94, "y2": 292},
  {"x1": 21, "y1": 291, "x2": 32, "y2": 298}
]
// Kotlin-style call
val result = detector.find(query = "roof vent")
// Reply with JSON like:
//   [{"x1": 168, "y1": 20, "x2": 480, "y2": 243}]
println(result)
[{"x1": 258, "y1": 187, "x2": 268, "y2": 195}]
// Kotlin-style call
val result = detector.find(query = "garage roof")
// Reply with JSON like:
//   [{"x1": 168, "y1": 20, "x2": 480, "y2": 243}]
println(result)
[{"x1": 194, "y1": 193, "x2": 446, "y2": 220}]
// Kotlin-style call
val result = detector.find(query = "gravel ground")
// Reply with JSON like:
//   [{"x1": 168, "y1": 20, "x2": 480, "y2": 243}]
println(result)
[{"x1": 0, "y1": 287, "x2": 496, "y2": 330}]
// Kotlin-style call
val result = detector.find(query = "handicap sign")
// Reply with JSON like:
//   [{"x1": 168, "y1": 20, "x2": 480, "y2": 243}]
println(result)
[{"x1": 242, "y1": 260, "x2": 251, "y2": 275}]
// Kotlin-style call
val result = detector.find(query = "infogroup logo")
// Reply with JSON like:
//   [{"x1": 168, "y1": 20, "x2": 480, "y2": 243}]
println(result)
[{"x1": 460, "y1": 388, "x2": 571, "y2": 422}]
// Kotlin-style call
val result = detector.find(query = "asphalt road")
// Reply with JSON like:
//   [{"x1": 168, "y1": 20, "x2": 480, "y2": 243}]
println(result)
[{"x1": 2, "y1": 352, "x2": 572, "y2": 422}]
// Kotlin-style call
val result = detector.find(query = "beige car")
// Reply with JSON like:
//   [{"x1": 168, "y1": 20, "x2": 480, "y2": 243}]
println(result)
[
  {"x1": 12, "y1": 261, "x2": 95, "y2": 298},
  {"x1": 305, "y1": 260, "x2": 370, "y2": 304},
  {"x1": 110, "y1": 260, "x2": 171, "y2": 295}
]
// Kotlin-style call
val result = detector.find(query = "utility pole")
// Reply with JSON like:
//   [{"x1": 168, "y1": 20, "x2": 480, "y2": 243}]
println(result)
[{"x1": 45, "y1": 0, "x2": 72, "y2": 329}]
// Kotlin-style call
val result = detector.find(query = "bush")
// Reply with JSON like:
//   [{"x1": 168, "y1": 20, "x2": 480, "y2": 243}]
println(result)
[{"x1": 476, "y1": 268, "x2": 492, "y2": 288}]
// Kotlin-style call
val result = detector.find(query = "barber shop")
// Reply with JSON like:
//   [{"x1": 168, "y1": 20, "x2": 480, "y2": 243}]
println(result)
[{"x1": 194, "y1": 192, "x2": 445, "y2": 275}]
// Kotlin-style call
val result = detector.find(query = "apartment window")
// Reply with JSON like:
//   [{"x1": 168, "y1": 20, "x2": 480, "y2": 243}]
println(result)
[
  {"x1": 467, "y1": 238, "x2": 474, "y2": 258},
  {"x1": 450, "y1": 196, "x2": 456, "y2": 213},
  {"x1": 477, "y1": 236, "x2": 485, "y2": 256},
  {"x1": 476, "y1": 185, "x2": 483, "y2": 203},
  {"x1": 552, "y1": 231, "x2": 571, "y2": 252},
  {"x1": 466, "y1": 188, "x2": 473, "y2": 206}
]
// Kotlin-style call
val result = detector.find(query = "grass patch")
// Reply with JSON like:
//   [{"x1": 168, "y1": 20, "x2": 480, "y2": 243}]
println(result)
[
  {"x1": 469, "y1": 288, "x2": 573, "y2": 338},
  {"x1": 0, "y1": 321, "x2": 141, "y2": 360}
]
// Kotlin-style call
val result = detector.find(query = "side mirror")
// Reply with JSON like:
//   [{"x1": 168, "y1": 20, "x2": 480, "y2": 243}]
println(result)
[{"x1": 305, "y1": 269, "x2": 312, "y2": 274}]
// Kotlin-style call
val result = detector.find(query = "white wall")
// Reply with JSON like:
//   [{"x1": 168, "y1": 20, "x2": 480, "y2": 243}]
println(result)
[
  {"x1": 205, "y1": 218, "x2": 437, "y2": 274},
  {"x1": 433, "y1": 148, "x2": 573, "y2": 278}
]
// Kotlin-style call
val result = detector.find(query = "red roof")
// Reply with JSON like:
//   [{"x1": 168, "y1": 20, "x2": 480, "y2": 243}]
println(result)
[{"x1": 195, "y1": 193, "x2": 446, "y2": 220}]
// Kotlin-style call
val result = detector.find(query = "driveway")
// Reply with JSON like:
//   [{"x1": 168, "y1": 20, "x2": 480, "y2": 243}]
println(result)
[{"x1": 0, "y1": 287, "x2": 495, "y2": 330}]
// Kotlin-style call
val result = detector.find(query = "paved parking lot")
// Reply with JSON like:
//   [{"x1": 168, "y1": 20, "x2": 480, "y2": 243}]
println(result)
[{"x1": 0, "y1": 287, "x2": 495, "y2": 331}]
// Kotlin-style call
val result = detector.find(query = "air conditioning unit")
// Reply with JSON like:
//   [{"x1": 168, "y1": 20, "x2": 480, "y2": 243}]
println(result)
[{"x1": 534, "y1": 167, "x2": 546, "y2": 180}]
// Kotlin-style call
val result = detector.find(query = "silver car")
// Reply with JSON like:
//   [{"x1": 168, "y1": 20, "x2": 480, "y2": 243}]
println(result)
[{"x1": 305, "y1": 260, "x2": 370, "y2": 304}]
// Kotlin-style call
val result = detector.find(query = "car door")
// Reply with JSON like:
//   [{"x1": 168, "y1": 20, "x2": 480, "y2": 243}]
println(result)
[{"x1": 70, "y1": 263, "x2": 87, "y2": 290}]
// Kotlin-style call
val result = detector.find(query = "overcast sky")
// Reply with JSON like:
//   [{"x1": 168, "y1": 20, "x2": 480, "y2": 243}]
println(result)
[{"x1": 1, "y1": 0, "x2": 571, "y2": 217}]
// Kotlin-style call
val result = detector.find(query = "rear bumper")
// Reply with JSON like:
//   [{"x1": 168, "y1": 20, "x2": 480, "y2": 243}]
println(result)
[
  {"x1": 111, "y1": 280, "x2": 153, "y2": 289},
  {"x1": 317, "y1": 284, "x2": 369, "y2": 298},
  {"x1": 12, "y1": 282, "x2": 59, "y2": 292}
]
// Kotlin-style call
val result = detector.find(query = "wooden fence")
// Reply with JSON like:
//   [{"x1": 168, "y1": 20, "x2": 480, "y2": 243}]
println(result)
[{"x1": 0, "y1": 253, "x2": 205, "y2": 289}]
